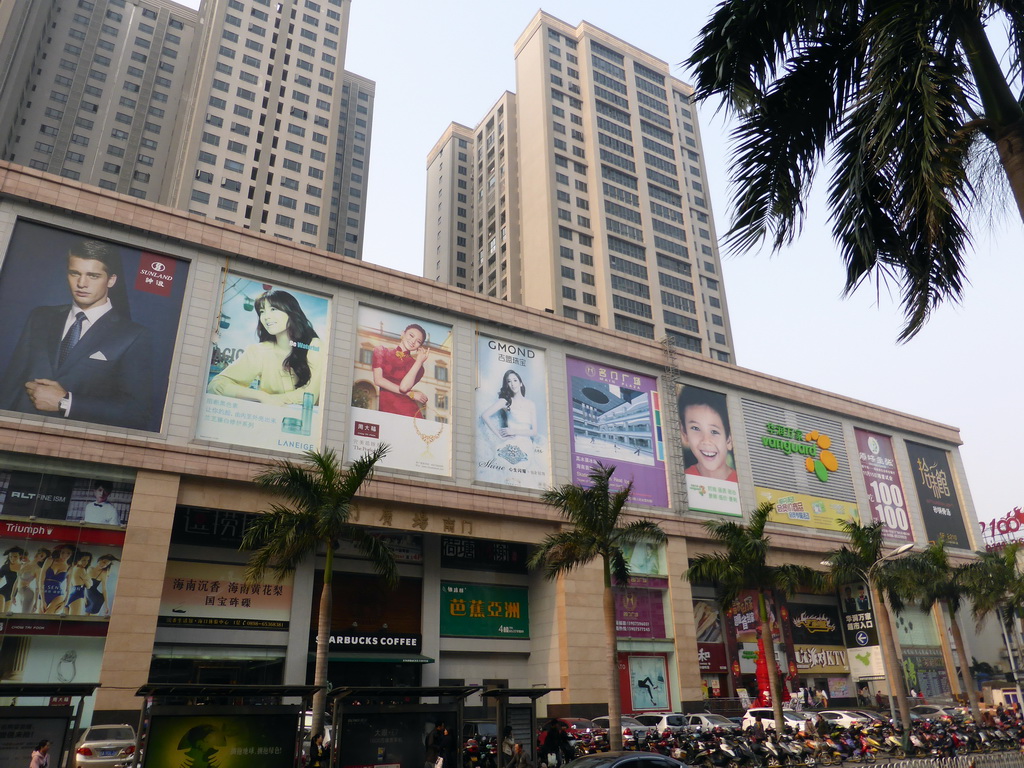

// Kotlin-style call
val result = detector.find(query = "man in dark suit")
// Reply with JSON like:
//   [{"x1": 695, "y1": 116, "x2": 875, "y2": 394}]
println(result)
[{"x1": 0, "y1": 239, "x2": 153, "y2": 430}]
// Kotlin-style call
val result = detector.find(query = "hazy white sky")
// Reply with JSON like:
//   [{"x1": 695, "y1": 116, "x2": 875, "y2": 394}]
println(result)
[{"x1": 183, "y1": 0, "x2": 1022, "y2": 534}]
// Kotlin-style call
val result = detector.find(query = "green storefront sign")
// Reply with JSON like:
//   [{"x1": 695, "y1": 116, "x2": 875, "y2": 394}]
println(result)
[{"x1": 440, "y1": 581, "x2": 529, "y2": 638}]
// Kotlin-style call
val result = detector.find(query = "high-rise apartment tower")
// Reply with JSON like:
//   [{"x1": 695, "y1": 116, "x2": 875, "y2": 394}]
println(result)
[
  {"x1": 425, "y1": 12, "x2": 734, "y2": 362},
  {"x1": 0, "y1": 0, "x2": 373, "y2": 258}
]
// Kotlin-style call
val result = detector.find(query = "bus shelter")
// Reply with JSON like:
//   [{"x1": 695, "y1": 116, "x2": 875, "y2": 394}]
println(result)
[
  {"x1": 0, "y1": 683, "x2": 97, "y2": 768},
  {"x1": 131, "y1": 683, "x2": 319, "y2": 768}
]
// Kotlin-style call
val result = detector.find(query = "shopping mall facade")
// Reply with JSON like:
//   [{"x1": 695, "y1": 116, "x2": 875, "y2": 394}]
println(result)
[{"x1": 0, "y1": 164, "x2": 980, "y2": 727}]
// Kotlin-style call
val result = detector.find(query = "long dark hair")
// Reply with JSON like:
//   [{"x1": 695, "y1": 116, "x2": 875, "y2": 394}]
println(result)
[
  {"x1": 497, "y1": 369, "x2": 525, "y2": 409},
  {"x1": 254, "y1": 291, "x2": 318, "y2": 388}
]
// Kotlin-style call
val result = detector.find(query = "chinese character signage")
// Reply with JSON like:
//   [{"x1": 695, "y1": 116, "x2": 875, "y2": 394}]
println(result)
[
  {"x1": 855, "y1": 429, "x2": 914, "y2": 544},
  {"x1": 158, "y1": 560, "x2": 293, "y2": 630},
  {"x1": 440, "y1": 537, "x2": 528, "y2": 574},
  {"x1": 566, "y1": 357, "x2": 668, "y2": 507},
  {"x1": 905, "y1": 442, "x2": 971, "y2": 549},
  {"x1": 742, "y1": 399, "x2": 859, "y2": 531},
  {"x1": 439, "y1": 582, "x2": 528, "y2": 639},
  {"x1": 792, "y1": 645, "x2": 850, "y2": 674},
  {"x1": 197, "y1": 272, "x2": 330, "y2": 453},
  {"x1": 677, "y1": 384, "x2": 741, "y2": 517},
  {"x1": 475, "y1": 334, "x2": 550, "y2": 489},
  {"x1": 839, "y1": 582, "x2": 879, "y2": 647},
  {"x1": 349, "y1": 306, "x2": 453, "y2": 476},
  {"x1": 0, "y1": 220, "x2": 189, "y2": 432},
  {"x1": 171, "y1": 507, "x2": 255, "y2": 548}
]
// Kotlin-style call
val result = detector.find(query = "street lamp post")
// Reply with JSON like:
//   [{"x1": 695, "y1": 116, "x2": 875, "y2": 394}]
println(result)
[{"x1": 868, "y1": 543, "x2": 914, "y2": 744}]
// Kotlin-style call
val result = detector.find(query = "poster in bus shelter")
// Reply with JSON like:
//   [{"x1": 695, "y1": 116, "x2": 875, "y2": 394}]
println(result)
[
  {"x1": 854, "y1": 428, "x2": 914, "y2": 544},
  {"x1": 142, "y1": 707, "x2": 299, "y2": 768}
]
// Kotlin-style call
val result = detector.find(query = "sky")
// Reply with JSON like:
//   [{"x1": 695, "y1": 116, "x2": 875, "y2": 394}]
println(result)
[{"x1": 184, "y1": 1, "x2": 1020, "y2": 535}]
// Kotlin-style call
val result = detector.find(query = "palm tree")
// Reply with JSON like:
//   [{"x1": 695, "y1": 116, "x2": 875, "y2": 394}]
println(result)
[
  {"x1": 890, "y1": 541, "x2": 982, "y2": 722},
  {"x1": 964, "y1": 544, "x2": 1024, "y2": 697},
  {"x1": 687, "y1": 2, "x2": 1024, "y2": 340},
  {"x1": 686, "y1": 502, "x2": 824, "y2": 731},
  {"x1": 823, "y1": 521, "x2": 913, "y2": 735},
  {"x1": 528, "y1": 462, "x2": 667, "y2": 751},
  {"x1": 242, "y1": 446, "x2": 396, "y2": 736}
]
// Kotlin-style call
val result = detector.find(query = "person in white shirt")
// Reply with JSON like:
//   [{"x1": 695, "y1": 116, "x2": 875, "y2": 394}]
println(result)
[
  {"x1": 29, "y1": 740, "x2": 50, "y2": 768},
  {"x1": 82, "y1": 482, "x2": 121, "y2": 526}
]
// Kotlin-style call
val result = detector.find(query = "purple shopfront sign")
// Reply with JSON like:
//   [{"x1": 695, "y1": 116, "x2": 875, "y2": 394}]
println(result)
[
  {"x1": 854, "y1": 428, "x2": 914, "y2": 544},
  {"x1": 615, "y1": 576, "x2": 668, "y2": 638},
  {"x1": 566, "y1": 357, "x2": 668, "y2": 507}
]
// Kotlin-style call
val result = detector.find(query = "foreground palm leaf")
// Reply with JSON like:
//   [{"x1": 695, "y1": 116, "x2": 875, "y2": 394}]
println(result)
[
  {"x1": 688, "y1": 0, "x2": 1024, "y2": 339},
  {"x1": 242, "y1": 446, "x2": 396, "y2": 737},
  {"x1": 529, "y1": 463, "x2": 666, "y2": 751}
]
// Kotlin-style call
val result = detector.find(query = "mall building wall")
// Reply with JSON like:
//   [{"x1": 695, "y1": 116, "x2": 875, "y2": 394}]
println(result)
[{"x1": 0, "y1": 164, "x2": 980, "y2": 724}]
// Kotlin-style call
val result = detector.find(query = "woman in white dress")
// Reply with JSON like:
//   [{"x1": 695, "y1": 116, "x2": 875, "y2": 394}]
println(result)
[{"x1": 479, "y1": 370, "x2": 539, "y2": 482}]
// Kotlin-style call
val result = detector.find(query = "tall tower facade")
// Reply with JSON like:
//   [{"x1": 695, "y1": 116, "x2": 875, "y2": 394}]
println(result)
[
  {"x1": 0, "y1": 0, "x2": 373, "y2": 259},
  {"x1": 166, "y1": 0, "x2": 352, "y2": 248},
  {"x1": 425, "y1": 12, "x2": 735, "y2": 362},
  {"x1": 0, "y1": 0, "x2": 198, "y2": 200}
]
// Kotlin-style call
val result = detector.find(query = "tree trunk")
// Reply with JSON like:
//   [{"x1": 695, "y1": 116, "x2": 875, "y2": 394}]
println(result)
[
  {"x1": 312, "y1": 543, "x2": 334, "y2": 738},
  {"x1": 758, "y1": 590, "x2": 785, "y2": 732},
  {"x1": 946, "y1": 601, "x2": 982, "y2": 722},
  {"x1": 604, "y1": 566, "x2": 623, "y2": 751},
  {"x1": 995, "y1": 119, "x2": 1024, "y2": 223},
  {"x1": 869, "y1": 580, "x2": 912, "y2": 736}
]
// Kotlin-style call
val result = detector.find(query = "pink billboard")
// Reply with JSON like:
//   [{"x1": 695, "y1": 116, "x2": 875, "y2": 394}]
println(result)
[{"x1": 854, "y1": 428, "x2": 914, "y2": 544}]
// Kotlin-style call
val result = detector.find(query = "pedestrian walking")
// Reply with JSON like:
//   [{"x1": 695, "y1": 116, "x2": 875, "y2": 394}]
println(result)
[{"x1": 29, "y1": 740, "x2": 50, "y2": 768}]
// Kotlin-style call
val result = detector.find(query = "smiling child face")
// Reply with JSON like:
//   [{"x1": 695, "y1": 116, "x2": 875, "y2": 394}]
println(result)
[{"x1": 683, "y1": 403, "x2": 733, "y2": 479}]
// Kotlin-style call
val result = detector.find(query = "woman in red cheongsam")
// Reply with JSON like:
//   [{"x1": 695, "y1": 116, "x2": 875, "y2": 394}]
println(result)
[{"x1": 372, "y1": 323, "x2": 430, "y2": 417}]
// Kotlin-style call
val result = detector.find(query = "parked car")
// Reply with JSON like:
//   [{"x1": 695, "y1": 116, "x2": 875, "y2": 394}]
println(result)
[
  {"x1": 683, "y1": 712, "x2": 741, "y2": 733},
  {"x1": 75, "y1": 724, "x2": 137, "y2": 768},
  {"x1": 910, "y1": 704, "x2": 960, "y2": 722},
  {"x1": 564, "y1": 751, "x2": 690, "y2": 768},
  {"x1": 634, "y1": 713, "x2": 689, "y2": 736},
  {"x1": 591, "y1": 716, "x2": 653, "y2": 746},
  {"x1": 849, "y1": 710, "x2": 888, "y2": 725},
  {"x1": 817, "y1": 710, "x2": 871, "y2": 729},
  {"x1": 740, "y1": 708, "x2": 807, "y2": 731}
]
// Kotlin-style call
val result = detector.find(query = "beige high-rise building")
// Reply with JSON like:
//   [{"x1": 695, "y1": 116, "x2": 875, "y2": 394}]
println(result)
[
  {"x1": 425, "y1": 11, "x2": 735, "y2": 362},
  {"x1": 0, "y1": 0, "x2": 373, "y2": 258}
]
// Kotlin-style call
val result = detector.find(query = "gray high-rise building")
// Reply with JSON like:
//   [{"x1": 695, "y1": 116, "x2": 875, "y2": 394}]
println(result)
[
  {"x1": 0, "y1": 0, "x2": 372, "y2": 258},
  {"x1": 425, "y1": 11, "x2": 735, "y2": 362}
]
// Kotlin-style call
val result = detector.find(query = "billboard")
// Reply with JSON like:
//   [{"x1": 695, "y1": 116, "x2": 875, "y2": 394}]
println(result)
[
  {"x1": 678, "y1": 383, "x2": 741, "y2": 517},
  {"x1": 439, "y1": 582, "x2": 528, "y2": 639},
  {"x1": 157, "y1": 560, "x2": 293, "y2": 630},
  {"x1": 0, "y1": 471, "x2": 132, "y2": 527},
  {"x1": 614, "y1": 576, "x2": 667, "y2": 638},
  {"x1": 905, "y1": 442, "x2": 971, "y2": 549},
  {"x1": 349, "y1": 306, "x2": 453, "y2": 476},
  {"x1": 0, "y1": 220, "x2": 189, "y2": 431},
  {"x1": 0, "y1": 521, "x2": 124, "y2": 622},
  {"x1": 474, "y1": 334, "x2": 550, "y2": 489},
  {"x1": 566, "y1": 358, "x2": 668, "y2": 507},
  {"x1": 197, "y1": 272, "x2": 330, "y2": 453},
  {"x1": 742, "y1": 399, "x2": 859, "y2": 530},
  {"x1": 619, "y1": 652, "x2": 671, "y2": 712},
  {"x1": 854, "y1": 429, "x2": 914, "y2": 544},
  {"x1": 787, "y1": 603, "x2": 844, "y2": 646}
]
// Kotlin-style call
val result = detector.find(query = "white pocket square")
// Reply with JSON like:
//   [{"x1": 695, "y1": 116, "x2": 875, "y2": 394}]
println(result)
[{"x1": 89, "y1": 351, "x2": 108, "y2": 361}]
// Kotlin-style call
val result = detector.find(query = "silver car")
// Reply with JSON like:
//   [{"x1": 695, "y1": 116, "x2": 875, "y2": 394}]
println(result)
[{"x1": 75, "y1": 724, "x2": 136, "y2": 768}]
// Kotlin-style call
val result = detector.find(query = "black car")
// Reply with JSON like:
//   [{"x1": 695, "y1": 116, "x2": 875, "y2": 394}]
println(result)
[{"x1": 565, "y1": 751, "x2": 692, "y2": 768}]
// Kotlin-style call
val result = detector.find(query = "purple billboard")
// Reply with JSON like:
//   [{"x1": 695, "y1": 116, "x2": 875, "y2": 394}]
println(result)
[
  {"x1": 566, "y1": 358, "x2": 668, "y2": 507},
  {"x1": 615, "y1": 576, "x2": 668, "y2": 638},
  {"x1": 854, "y1": 429, "x2": 914, "y2": 544}
]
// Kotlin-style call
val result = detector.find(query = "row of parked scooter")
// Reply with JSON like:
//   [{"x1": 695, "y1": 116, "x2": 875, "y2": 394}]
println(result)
[{"x1": 627, "y1": 721, "x2": 1023, "y2": 766}]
